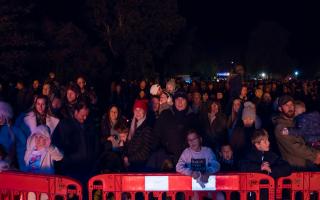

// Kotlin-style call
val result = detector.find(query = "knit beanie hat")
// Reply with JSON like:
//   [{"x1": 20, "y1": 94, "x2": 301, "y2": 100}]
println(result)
[
  {"x1": 242, "y1": 101, "x2": 256, "y2": 120},
  {"x1": 173, "y1": 89, "x2": 187, "y2": 100},
  {"x1": 133, "y1": 99, "x2": 148, "y2": 113},
  {"x1": 150, "y1": 84, "x2": 161, "y2": 96}
]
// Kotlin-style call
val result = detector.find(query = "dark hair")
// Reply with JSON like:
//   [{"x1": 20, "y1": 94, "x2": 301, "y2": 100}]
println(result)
[
  {"x1": 107, "y1": 104, "x2": 121, "y2": 122},
  {"x1": 207, "y1": 100, "x2": 221, "y2": 113},
  {"x1": 74, "y1": 100, "x2": 89, "y2": 112},
  {"x1": 114, "y1": 122, "x2": 129, "y2": 134},
  {"x1": 251, "y1": 129, "x2": 269, "y2": 144},
  {"x1": 33, "y1": 94, "x2": 50, "y2": 115},
  {"x1": 66, "y1": 83, "x2": 80, "y2": 96},
  {"x1": 186, "y1": 129, "x2": 201, "y2": 140}
]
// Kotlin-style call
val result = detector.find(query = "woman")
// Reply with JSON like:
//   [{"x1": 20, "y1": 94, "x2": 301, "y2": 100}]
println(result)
[
  {"x1": 23, "y1": 95, "x2": 59, "y2": 137},
  {"x1": 201, "y1": 101, "x2": 228, "y2": 151},
  {"x1": 123, "y1": 99, "x2": 154, "y2": 171},
  {"x1": 101, "y1": 105, "x2": 127, "y2": 143}
]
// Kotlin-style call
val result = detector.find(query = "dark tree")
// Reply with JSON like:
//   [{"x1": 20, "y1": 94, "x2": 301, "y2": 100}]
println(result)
[
  {"x1": 0, "y1": 0, "x2": 44, "y2": 81},
  {"x1": 86, "y1": 0, "x2": 185, "y2": 79}
]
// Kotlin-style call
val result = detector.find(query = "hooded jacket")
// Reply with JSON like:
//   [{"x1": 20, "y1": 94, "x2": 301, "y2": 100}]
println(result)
[
  {"x1": 24, "y1": 125, "x2": 63, "y2": 174},
  {"x1": 24, "y1": 111, "x2": 59, "y2": 136}
]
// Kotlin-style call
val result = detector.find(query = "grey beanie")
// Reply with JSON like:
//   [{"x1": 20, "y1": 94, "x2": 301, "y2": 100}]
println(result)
[
  {"x1": 0, "y1": 101, "x2": 13, "y2": 121},
  {"x1": 242, "y1": 101, "x2": 256, "y2": 120}
]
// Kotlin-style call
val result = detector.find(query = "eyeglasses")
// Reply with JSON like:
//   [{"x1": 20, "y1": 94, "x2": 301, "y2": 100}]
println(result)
[{"x1": 187, "y1": 137, "x2": 199, "y2": 142}]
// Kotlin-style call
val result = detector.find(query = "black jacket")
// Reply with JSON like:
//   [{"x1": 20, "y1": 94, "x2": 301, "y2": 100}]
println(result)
[
  {"x1": 52, "y1": 118, "x2": 100, "y2": 174},
  {"x1": 124, "y1": 119, "x2": 155, "y2": 170},
  {"x1": 153, "y1": 106, "x2": 200, "y2": 164},
  {"x1": 240, "y1": 148, "x2": 291, "y2": 178}
]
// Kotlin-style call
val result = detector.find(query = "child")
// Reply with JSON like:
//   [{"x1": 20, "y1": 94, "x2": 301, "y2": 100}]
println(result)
[
  {"x1": 107, "y1": 123, "x2": 128, "y2": 152},
  {"x1": 219, "y1": 143, "x2": 238, "y2": 172},
  {"x1": 24, "y1": 125, "x2": 63, "y2": 174},
  {"x1": 282, "y1": 100, "x2": 320, "y2": 149},
  {"x1": 240, "y1": 129, "x2": 291, "y2": 178},
  {"x1": 95, "y1": 124, "x2": 129, "y2": 173},
  {"x1": 176, "y1": 130, "x2": 220, "y2": 188}
]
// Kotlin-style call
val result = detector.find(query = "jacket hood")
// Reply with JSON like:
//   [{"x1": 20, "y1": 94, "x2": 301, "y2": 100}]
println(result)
[{"x1": 26, "y1": 125, "x2": 51, "y2": 150}]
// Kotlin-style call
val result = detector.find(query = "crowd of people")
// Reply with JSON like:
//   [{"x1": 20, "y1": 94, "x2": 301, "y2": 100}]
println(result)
[{"x1": 1, "y1": 65, "x2": 320, "y2": 190}]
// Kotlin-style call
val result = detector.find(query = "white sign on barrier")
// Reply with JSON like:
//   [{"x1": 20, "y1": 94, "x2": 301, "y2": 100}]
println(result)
[
  {"x1": 145, "y1": 176, "x2": 169, "y2": 191},
  {"x1": 192, "y1": 175, "x2": 216, "y2": 191}
]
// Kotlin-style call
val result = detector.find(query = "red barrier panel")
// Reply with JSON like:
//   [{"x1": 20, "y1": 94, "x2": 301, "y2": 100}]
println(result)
[
  {"x1": 88, "y1": 173, "x2": 275, "y2": 200},
  {"x1": 0, "y1": 171, "x2": 83, "y2": 200},
  {"x1": 276, "y1": 172, "x2": 320, "y2": 200}
]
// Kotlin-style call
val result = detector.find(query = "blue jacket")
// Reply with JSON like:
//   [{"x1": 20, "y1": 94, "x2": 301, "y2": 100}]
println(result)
[{"x1": 288, "y1": 111, "x2": 320, "y2": 143}]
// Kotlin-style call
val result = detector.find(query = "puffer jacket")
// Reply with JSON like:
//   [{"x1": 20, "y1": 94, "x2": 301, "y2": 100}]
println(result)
[{"x1": 272, "y1": 114, "x2": 318, "y2": 168}]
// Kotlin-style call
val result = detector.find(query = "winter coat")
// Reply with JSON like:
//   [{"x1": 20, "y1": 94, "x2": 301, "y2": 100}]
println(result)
[
  {"x1": 240, "y1": 148, "x2": 291, "y2": 178},
  {"x1": 201, "y1": 112, "x2": 228, "y2": 150},
  {"x1": 24, "y1": 126, "x2": 63, "y2": 174},
  {"x1": 273, "y1": 114, "x2": 319, "y2": 168},
  {"x1": 52, "y1": 118, "x2": 100, "y2": 174},
  {"x1": 287, "y1": 111, "x2": 320, "y2": 144},
  {"x1": 153, "y1": 107, "x2": 200, "y2": 164},
  {"x1": 124, "y1": 119, "x2": 154, "y2": 170},
  {"x1": 23, "y1": 111, "x2": 59, "y2": 136}
]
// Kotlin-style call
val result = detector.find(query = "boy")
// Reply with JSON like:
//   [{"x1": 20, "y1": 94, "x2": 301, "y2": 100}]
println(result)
[
  {"x1": 282, "y1": 100, "x2": 320, "y2": 149},
  {"x1": 219, "y1": 143, "x2": 238, "y2": 172},
  {"x1": 240, "y1": 129, "x2": 291, "y2": 178}
]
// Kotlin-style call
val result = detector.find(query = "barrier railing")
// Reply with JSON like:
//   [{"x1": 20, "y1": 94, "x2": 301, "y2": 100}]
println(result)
[
  {"x1": 0, "y1": 171, "x2": 83, "y2": 200},
  {"x1": 5, "y1": 171, "x2": 320, "y2": 200},
  {"x1": 88, "y1": 173, "x2": 275, "y2": 200},
  {"x1": 276, "y1": 172, "x2": 320, "y2": 200}
]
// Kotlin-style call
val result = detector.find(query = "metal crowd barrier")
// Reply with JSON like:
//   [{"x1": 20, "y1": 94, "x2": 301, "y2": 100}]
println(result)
[{"x1": 0, "y1": 171, "x2": 83, "y2": 200}]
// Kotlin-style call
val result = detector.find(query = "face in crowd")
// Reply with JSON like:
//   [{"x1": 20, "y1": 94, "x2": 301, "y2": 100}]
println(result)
[
  {"x1": 109, "y1": 106, "x2": 119, "y2": 122},
  {"x1": 187, "y1": 132, "x2": 202, "y2": 152},
  {"x1": 74, "y1": 107, "x2": 90, "y2": 124},
  {"x1": 279, "y1": 101, "x2": 295, "y2": 118},
  {"x1": 35, "y1": 97, "x2": 47, "y2": 115},
  {"x1": 66, "y1": 89, "x2": 78, "y2": 104},
  {"x1": 175, "y1": 97, "x2": 187, "y2": 111}
]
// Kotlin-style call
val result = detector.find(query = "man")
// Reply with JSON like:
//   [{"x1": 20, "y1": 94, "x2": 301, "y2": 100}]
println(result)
[
  {"x1": 52, "y1": 101, "x2": 100, "y2": 183},
  {"x1": 273, "y1": 95, "x2": 320, "y2": 170},
  {"x1": 60, "y1": 84, "x2": 80, "y2": 119},
  {"x1": 153, "y1": 89, "x2": 200, "y2": 167}
]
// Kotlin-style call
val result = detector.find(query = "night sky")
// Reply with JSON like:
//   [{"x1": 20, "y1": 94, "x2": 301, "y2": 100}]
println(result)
[
  {"x1": 178, "y1": 1, "x2": 320, "y2": 74},
  {"x1": 2, "y1": 0, "x2": 320, "y2": 81}
]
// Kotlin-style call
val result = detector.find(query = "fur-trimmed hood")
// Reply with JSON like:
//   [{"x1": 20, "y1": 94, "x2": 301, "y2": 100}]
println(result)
[
  {"x1": 0, "y1": 101, "x2": 13, "y2": 122},
  {"x1": 26, "y1": 125, "x2": 51, "y2": 151},
  {"x1": 24, "y1": 111, "x2": 59, "y2": 135}
]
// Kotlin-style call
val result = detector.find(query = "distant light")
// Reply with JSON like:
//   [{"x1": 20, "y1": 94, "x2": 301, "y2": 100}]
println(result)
[
  {"x1": 231, "y1": 61, "x2": 234, "y2": 64},
  {"x1": 217, "y1": 72, "x2": 230, "y2": 77},
  {"x1": 294, "y1": 71, "x2": 299, "y2": 76},
  {"x1": 261, "y1": 72, "x2": 266, "y2": 78}
]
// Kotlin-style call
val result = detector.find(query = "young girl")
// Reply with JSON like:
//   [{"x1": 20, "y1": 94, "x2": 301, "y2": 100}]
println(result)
[
  {"x1": 24, "y1": 125, "x2": 63, "y2": 174},
  {"x1": 176, "y1": 130, "x2": 220, "y2": 188}
]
